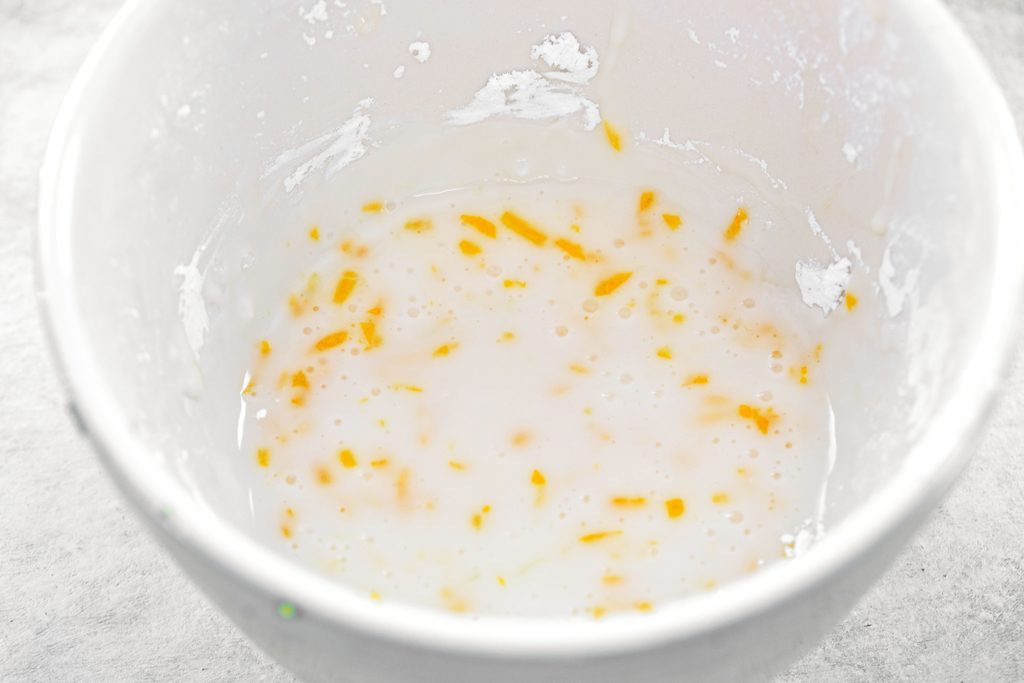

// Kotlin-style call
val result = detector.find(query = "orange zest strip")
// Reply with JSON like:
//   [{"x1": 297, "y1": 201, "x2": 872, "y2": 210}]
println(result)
[
  {"x1": 611, "y1": 496, "x2": 647, "y2": 508},
  {"x1": 723, "y1": 207, "x2": 749, "y2": 241},
  {"x1": 711, "y1": 492, "x2": 730, "y2": 505},
  {"x1": 665, "y1": 498, "x2": 685, "y2": 519},
  {"x1": 656, "y1": 347, "x2": 672, "y2": 360},
  {"x1": 579, "y1": 530, "x2": 623, "y2": 543},
  {"x1": 500, "y1": 211, "x2": 547, "y2": 245},
  {"x1": 738, "y1": 404, "x2": 778, "y2": 435},
  {"x1": 530, "y1": 469, "x2": 546, "y2": 486},
  {"x1": 594, "y1": 272, "x2": 633, "y2": 297},
  {"x1": 362, "y1": 201, "x2": 384, "y2": 213},
  {"x1": 845, "y1": 292, "x2": 858, "y2": 310},
  {"x1": 259, "y1": 340, "x2": 272, "y2": 356},
  {"x1": 662, "y1": 213, "x2": 682, "y2": 230},
  {"x1": 458, "y1": 240, "x2": 482, "y2": 255},
  {"x1": 338, "y1": 448, "x2": 358, "y2": 468},
  {"x1": 405, "y1": 218, "x2": 433, "y2": 233},
  {"x1": 370, "y1": 458, "x2": 390, "y2": 468},
  {"x1": 683, "y1": 374, "x2": 709, "y2": 386},
  {"x1": 314, "y1": 330, "x2": 348, "y2": 352},
  {"x1": 256, "y1": 448, "x2": 271, "y2": 468},
  {"x1": 333, "y1": 270, "x2": 358, "y2": 304},
  {"x1": 503, "y1": 279, "x2": 527, "y2": 288},
  {"x1": 638, "y1": 190, "x2": 655, "y2": 212},
  {"x1": 460, "y1": 214, "x2": 497, "y2": 238},
  {"x1": 309, "y1": 226, "x2": 320, "y2": 241},
  {"x1": 554, "y1": 237, "x2": 586, "y2": 260},
  {"x1": 603, "y1": 120, "x2": 622, "y2": 151},
  {"x1": 291, "y1": 371, "x2": 309, "y2": 388},
  {"x1": 433, "y1": 343, "x2": 458, "y2": 357}
]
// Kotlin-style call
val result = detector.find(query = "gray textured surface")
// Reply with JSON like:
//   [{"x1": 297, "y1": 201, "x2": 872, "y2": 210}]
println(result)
[{"x1": 1, "y1": 1, "x2": 1022, "y2": 680}]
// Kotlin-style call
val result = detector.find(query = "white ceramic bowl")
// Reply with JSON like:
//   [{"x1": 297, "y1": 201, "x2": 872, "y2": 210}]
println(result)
[{"x1": 38, "y1": 0, "x2": 1024, "y2": 681}]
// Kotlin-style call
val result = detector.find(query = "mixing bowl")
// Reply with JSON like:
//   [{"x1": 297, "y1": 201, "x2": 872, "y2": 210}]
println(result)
[{"x1": 38, "y1": 0, "x2": 1024, "y2": 680}]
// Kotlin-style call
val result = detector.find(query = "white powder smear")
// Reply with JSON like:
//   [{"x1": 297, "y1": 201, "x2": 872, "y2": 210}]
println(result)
[
  {"x1": 408, "y1": 41, "x2": 431, "y2": 63},
  {"x1": 265, "y1": 100, "x2": 373, "y2": 194},
  {"x1": 393, "y1": 65, "x2": 405, "y2": 79},
  {"x1": 878, "y1": 245, "x2": 919, "y2": 317},
  {"x1": 174, "y1": 251, "x2": 208, "y2": 357},
  {"x1": 447, "y1": 32, "x2": 601, "y2": 131},
  {"x1": 795, "y1": 257, "x2": 852, "y2": 316}
]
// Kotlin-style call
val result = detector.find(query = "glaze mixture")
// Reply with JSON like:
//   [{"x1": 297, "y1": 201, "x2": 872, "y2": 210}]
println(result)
[{"x1": 238, "y1": 125, "x2": 837, "y2": 618}]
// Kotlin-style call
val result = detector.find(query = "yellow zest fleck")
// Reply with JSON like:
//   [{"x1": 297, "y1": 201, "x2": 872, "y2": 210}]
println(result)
[
  {"x1": 638, "y1": 190, "x2": 656, "y2": 212},
  {"x1": 723, "y1": 207, "x2": 749, "y2": 242},
  {"x1": 634, "y1": 601, "x2": 653, "y2": 612},
  {"x1": 579, "y1": 530, "x2": 622, "y2": 543},
  {"x1": 591, "y1": 606, "x2": 607, "y2": 620},
  {"x1": 309, "y1": 226, "x2": 320, "y2": 241},
  {"x1": 288, "y1": 294, "x2": 305, "y2": 317},
  {"x1": 338, "y1": 448, "x2": 358, "y2": 469},
  {"x1": 290, "y1": 394, "x2": 305, "y2": 406},
  {"x1": 662, "y1": 213, "x2": 682, "y2": 230},
  {"x1": 370, "y1": 458, "x2": 390, "y2": 468},
  {"x1": 594, "y1": 271, "x2": 633, "y2": 297},
  {"x1": 316, "y1": 467, "x2": 333, "y2": 485},
  {"x1": 736, "y1": 467, "x2": 748, "y2": 476},
  {"x1": 503, "y1": 279, "x2": 527, "y2": 288},
  {"x1": 512, "y1": 431, "x2": 532, "y2": 447},
  {"x1": 683, "y1": 374, "x2": 709, "y2": 386},
  {"x1": 393, "y1": 384, "x2": 423, "y2": 393},
  {"x1": 665, "y1": 498, "x2": 686, "y2": 519},
  {"x1": 602, "y1": 120, "x2": 622, "y2": 152},
  {"x1": 738, "y1": 404, "x2": 779, "y2": 435},
  {"x1": 362, "y1": 201, "x2": 384, "y2": 213},
  {"x1": 460, "y1": 214, "x2": 497, "y2": 238},
  {"x1": 433, "y1": 343, "x2": 458, "y2": 357},
  {"x1": 440, "y1": 588, "x2": 470, "y2": 613},
  {"x1": 500, "y1": 211, "x2": 547, "y2": 245},
  {"x1": 332, "y1": 270, "x2": 358, "y2": 305},
  {"x1": 497, "y1": 576, "x2": 506, "y2": 587},
  {"x1": 291, "y1": 371, "x2": 309, "y2": 389},
  {"x1": 367, "y1": 303, "x2": 383, "y2": 316},
  {"x1": 314, "y1": 330, "x2": 348, "y2": 352},
  {"x1": 570, "y1": 223, "x2": 581, "y2": 233},
  {"x1": 655, "y1": 278, "x2": 669, "y2": 285},
  {"x1": 256, "y1": 448, "x2": 270, "y2": 468},
  {"x1": 405, "y1": 217, "x2": 433, "y2": 233},
  {"x1": 611, "y1": 496, "x2": 647, "y2": 508},
  {"x1": 530, "y1": 469, "x2": 546, "y2": 486},
  {"x1": 280, "y1": 525, "x2": 292, "y2": 539},
  {"x1": 554, "y1": 237, "x2": 586, "y2": 260},
  {"x1": 568, "y1": 363, "x2": 589, "y2": 375},
  {"x1": 673, "y1": 313, "x2": 686, "y2": 324},
  {"x1": 259, "y1": 340, "x2": 272, "y2": 356},
  {"x1": 656, "y1": 346, "x2": 673, "y2": 360},
  {"x1": 458, "y1": 239, "x2": 482, "y2": 256},
  {"x1": 395, "y1": 468, "x2": 410, "y2": 502},
  {"x1": 602, "y1": 574, "x2": 623, "y2": 585},
  {"x1": 470, "y1": 505, "x2": 491, "y2": 531},
  {"x1": 370, "y1": 590, "x2": 381, "y2": 601},
  {"x1": 241, "y1": 378, "x2": 256, "y2": 396},
  {"x1": 360, "y1": 320, "x2": 381, "y2": 348},
  {"x1": 846, "y1": 292, "x2": 859, "y2": 310},
  {"x1": 711, "y1": 492, "x2": 730, "y2": 505},
  {"x1": 448, "y1": 460, "x2": 467, "y2": 471},
  {"x1": 499, "y1": 331, "x2": 516, "y2": 342}
]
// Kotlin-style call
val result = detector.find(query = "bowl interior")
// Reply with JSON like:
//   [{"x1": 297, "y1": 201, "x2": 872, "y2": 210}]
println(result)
[{"x1": 41, "y1": 0, "x2": 1024, "y2": 643}]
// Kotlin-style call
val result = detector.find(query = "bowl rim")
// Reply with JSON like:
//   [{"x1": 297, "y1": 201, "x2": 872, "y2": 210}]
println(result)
[{"x1": 37, "y1": 0, "x2": 1024, "y2": 659}]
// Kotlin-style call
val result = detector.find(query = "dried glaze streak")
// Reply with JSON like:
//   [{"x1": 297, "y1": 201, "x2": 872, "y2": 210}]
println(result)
[
  {"x1": 500, "y1": 211, "x2": 547, "y2": 246},
  {"x1": 723, "y1": 207, "x2": 749, "y2": 242},
  {"x1": 594, "y1": 272, "x2": 632, "y2": 297},
  {"x1": 460, "y1": 214, "x2": 497, "y2": 239}
]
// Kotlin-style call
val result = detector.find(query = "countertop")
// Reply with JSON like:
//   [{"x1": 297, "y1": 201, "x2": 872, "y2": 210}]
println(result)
[{"x1": 1, "y1": 1, "x2": 1022, "y2": 680}]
